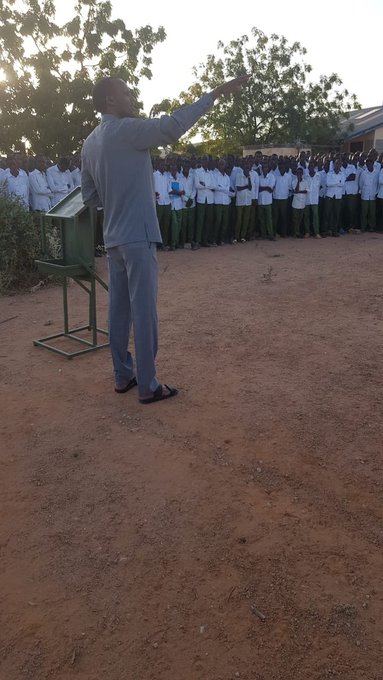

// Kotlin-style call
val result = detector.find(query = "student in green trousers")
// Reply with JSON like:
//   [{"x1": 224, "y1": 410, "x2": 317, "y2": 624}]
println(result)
[
  {"x1": 257, "y1": 160, "x2": 276, "y2": 240},
  {"x1": 213, "y1": 158, "x2": 232, "y2": 244}
]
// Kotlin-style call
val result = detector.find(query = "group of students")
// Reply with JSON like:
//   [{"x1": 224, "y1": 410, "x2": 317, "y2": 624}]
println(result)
[
  {"x1": 0, "y1": 154, "x2": 81, "y2": 211},
  {"x1": 1, "y1": 148, "x2": 383, "y2": 250},
  {"x1": 153, "y1": 148, "x2": 383, "y2": 249}
]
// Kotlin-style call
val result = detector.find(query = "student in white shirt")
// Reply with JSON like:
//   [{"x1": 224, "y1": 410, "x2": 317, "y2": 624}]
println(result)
[
  {"x1": 178, "y1": 159, "x2": 196, "y2": 248},
  {"x1": 233, "y1": 160, "x2": 252, "y2": 243},
  {"x1": 377, "y1": 165, "x2": 383, "y2": 231},
  {"x1": 323, "y1": 159, "x2": 345, "y2": 236},
  {"x1": 46, "y1": 157, "x2": 73, "y2": 206},
  {"x1": 213, "y1": 158, "x2": 232, "y2": 245},
  {"x1": 359, "y1": 158, "x2": 379, "y2": 232},
  {"x1": 251, "y1": 150, "x2": 263, "y2": 174},
  {"x1": 304, "y1": 162, "x2": 321, "y2": 238},
  {"x1": 153, "y1": 158, "x2": 171, "y2": 249},
  {"x1": 272, "y1": 160, "x2": 292, "y2": 237},
  {"x1": 0, "y1": 165, "x2": 6, "y2": 190},
  {"x1": 291, "y1": 168, "x2": 308, "y2": 237},
  {"x1": 257, "y1": 160, "x2": 276, "y2": 240},
  {"x1": 194, "y1": 156, "x2": 215, "y2": 247},
  {"x1": 342, "y1": 157, "x2": 358, "y2": 231},
  {"x1": 29, "y1": 156, "x2": 53, "y2": 211},
  {"x1": 318, "y1": 159, "x2": 329, "y2": 233},
  {"x1": 168, "y1": 163, "x2": 185, "y2": 250},
  {"x1": 229, "y1": 160, "x2": 242, "y2": 192},
  {"x1": 5, "y1": 158, "x2": 30, "y2": 209},
  {"x1": 249, "y1": 166, "x2": 259, "y2": 239}
]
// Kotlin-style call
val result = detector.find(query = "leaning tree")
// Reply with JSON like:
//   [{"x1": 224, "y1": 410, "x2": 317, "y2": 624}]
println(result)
[{"x1": 0, "y1": 0, "x2": 165, "y2": 155}]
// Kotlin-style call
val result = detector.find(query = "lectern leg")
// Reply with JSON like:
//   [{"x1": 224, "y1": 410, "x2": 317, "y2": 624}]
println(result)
[
  {"x1": 90, "y1": 276, "x2": 97, "y2": 346},
  {"x1": 63, "y1": 277, "x2": 69, "y2": 334}
]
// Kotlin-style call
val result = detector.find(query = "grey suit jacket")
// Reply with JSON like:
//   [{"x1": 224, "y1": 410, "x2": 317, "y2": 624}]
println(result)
[{"x1": 81, "y1": 93, "x2": 214, "y2": 248}]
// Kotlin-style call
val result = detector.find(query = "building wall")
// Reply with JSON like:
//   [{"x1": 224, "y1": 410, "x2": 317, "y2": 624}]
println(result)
[
  {"x1": 373, "y1": 126, "x2": 383, "y2": 152},
  {"x1": 342, "y1": 134, "x2": 375, "y2": 153}
]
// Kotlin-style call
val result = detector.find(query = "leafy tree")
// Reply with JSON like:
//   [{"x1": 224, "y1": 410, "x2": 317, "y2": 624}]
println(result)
[
  {"x1": 0, "y1": 0, "x2": 165, "y2": 156},
  {"x1": 151, "y1": 28, "x2": 359, "y2": 155}
]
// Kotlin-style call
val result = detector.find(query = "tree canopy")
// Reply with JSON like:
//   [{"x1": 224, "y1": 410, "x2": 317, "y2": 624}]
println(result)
[
  {"x1": 0, "y1": 0, "x2": 165, "y2": 155},
  {"x1": 151, "y1": 28, "x2": 359, "y2": 155}
]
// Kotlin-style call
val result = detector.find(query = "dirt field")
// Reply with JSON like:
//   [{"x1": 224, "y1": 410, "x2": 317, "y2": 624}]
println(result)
[{"x1": 1, "y1": 234, "x2": 383, "y2": 680}]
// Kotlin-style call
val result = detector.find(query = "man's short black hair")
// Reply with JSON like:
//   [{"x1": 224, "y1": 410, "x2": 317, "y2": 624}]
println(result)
[{"x1": 92, "y1": 77, "x2": 119, "y2": 113}]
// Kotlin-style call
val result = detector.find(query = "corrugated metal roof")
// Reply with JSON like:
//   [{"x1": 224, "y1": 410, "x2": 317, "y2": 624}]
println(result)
[{"x1": 340, "y1": 106, "x2": 383, "y2": 139}]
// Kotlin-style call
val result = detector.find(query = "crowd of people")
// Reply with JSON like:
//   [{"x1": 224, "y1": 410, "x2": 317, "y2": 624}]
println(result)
[
  {"x1": 1, "y1": 148, "x2": 383, "y2": 250},
  {"x1": 0, "y1": 154, "x2": 81, "y2": 212},
  {"x1": 152, "y1": 148, "x2": 383, "y2": 249}
]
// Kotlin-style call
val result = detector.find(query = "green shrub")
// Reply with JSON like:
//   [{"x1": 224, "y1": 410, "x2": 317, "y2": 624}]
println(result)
[{"x1": 0, "y1": 193, "x2": 42, "y2": 293}]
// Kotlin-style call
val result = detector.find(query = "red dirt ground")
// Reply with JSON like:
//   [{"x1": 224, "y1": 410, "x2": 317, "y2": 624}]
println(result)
[{"x1": 1, "y1": 234, "x2": 383, "y2": 680}]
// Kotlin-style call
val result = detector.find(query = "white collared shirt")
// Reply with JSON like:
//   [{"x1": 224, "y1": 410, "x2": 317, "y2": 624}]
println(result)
[
  {"x1": 0, "y1": 167, "x2": 6, "y2": 188},
  {"x1": 235, "y1": 170, "x2": 252, "y2": 207},
  {"x1": 273, "y1": 172, "x2": 292, "y2": 200},
  {"x1": 257, "y1": 172, "x2": 276, "y2": 206},
  {"x1": 71, "y1": 167, "x2": 81, "y2": 187},
  {"x1": 46, "y1": 165, "x2": 73, "y2": 206},
  {"x1": 169, "y1": 175, "x2": 184, "y2": 211},
  {"x1": 214, "y1": 171, "x2": 232, "y2": 205},
  {"x1": 194, "y1": 167, "x2": 215, "y2": 204},
  {"x1": 305, "y1": 172, "x2": 321, "y2": 206},
  {"x1": 29, "y1": 169, "x2": 52, "y2": 211},
  {"x1": 250, "y1": 169, "x2": 259, "y2": 200},
  {"x1": 343, "y1": 164, "x2": 358, "y2": 196},
  {"x1": 153, "y1": 170, "x2": 171, "y2": 205},
  {"x1": 319, "y1": 170, "x2": 328, "y2": 198},
  {"x1": 359, "y1": 169, "x2": 379, "y2": 200},
  {"x1": 5, "y1": 171, "x2": 29, "y2": 208},
  {"x1": 325, "y1": 171, "x2": 345, "y2": 199},
  {"x1": 229, "y1": 165, "x2": 242, "y2": 192},
  {"x1": 292, "y1": 177, "x2": 309, "y2": 209},
  {"x1": 179, "y1": 172, "x2": 196, "y2": 208},
  {"x1": 377, "y1": 169, "x2": 383, "y2": 199}
]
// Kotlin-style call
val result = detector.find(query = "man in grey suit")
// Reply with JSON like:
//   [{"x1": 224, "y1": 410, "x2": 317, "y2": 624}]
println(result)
[{"x1": 81, "y1": 74, "x2": 248, "y2": 403}]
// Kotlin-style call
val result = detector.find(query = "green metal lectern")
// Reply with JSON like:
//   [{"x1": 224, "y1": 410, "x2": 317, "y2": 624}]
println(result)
[{"x1": 34, "y1": 187, "x2": 109, "y2": 358}]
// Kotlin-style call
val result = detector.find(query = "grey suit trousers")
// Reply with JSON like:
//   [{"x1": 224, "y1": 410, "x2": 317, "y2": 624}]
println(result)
[{"x1": 107, "y1": 241, "x2": 160, "y2": 398}]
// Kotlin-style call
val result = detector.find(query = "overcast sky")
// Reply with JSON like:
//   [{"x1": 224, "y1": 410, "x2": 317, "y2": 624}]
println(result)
[{"x1": 60, "y1": 0, "x2": 382, "y2": 114}]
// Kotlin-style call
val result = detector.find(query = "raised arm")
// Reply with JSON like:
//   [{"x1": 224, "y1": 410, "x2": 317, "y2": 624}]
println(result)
[{"x1": 131, "y1": 75, "x2": 250, "y2": 151}]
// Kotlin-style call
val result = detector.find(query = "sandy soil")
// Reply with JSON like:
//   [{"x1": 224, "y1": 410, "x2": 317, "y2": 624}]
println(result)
[{"x1": 1, "y1": 234, "x2": 383, "y2": 680}]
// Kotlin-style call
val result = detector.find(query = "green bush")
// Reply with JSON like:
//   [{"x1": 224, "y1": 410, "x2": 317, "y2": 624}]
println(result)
[{"x1": 0, "y1": 193, "x2": 42, "y2": 293}]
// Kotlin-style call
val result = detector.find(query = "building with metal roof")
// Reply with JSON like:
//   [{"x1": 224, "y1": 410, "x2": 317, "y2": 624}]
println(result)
[{"x1": 340, "y1": 106, "x2": 383, "y2": 153}]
